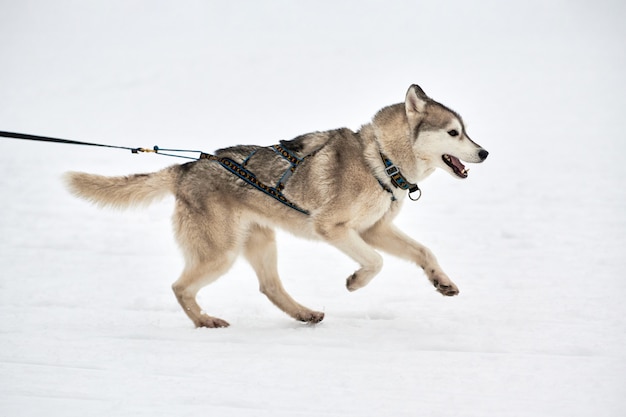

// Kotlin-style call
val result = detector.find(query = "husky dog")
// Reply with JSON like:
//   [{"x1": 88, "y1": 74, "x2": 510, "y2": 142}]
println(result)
[{"x1": 65, "y1": 84, "x2": 488, "y2": 328}]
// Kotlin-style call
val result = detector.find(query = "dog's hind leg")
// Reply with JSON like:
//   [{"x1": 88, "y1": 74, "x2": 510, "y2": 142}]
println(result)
[
  {"x1": 243, "y1": 225, "x2": 324, "y2": 324},
  {"x1": 171, "y1": 200, "x2": 240, "y2": 328},
  {"x1": 172, "y1": 257, "x2": 235, "y2": 328}
]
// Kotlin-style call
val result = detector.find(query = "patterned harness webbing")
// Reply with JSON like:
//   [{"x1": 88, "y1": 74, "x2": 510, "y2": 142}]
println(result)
[{"x1": 200, "y1": 144, "x2": 310, "y2": 215}]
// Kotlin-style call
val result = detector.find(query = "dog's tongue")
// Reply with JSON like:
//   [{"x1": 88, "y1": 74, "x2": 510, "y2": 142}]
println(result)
[{"x1": 449, "y1": 155, "x2": 465, "y2": 171}]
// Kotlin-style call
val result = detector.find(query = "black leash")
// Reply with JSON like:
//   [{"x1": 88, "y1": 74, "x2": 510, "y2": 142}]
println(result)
[
  {"x1": 1, "y1": 129, "x2": 311, "y2": 214},
  {"x1": 0, "y1": 130, "x2": 202, "y2": 160}
]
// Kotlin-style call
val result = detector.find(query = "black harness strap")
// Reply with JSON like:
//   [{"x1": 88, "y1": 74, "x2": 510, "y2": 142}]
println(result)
[
  {"x1": 271, "y1": 144, "x2": 303, "y2": 192},
  {"x1": 200, "y1": 150, "x2": 310, "y2": 215}
]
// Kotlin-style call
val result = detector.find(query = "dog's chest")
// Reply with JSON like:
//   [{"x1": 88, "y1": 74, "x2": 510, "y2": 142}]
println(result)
[{"x1": 350, "y1": 192, "x2": 396, "y2": 232}]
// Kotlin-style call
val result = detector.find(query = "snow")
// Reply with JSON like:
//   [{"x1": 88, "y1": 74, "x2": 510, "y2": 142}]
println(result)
[{"x1": 1, "y1": 1, "x2": 625, "y2": 416}]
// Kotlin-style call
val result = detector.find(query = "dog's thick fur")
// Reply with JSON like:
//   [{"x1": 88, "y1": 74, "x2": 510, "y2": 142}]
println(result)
[{"x1": 65, "y1": 85, "x2": 488, "y2": 328}]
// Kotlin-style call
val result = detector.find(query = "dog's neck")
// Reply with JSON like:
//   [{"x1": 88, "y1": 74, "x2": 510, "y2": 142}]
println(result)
[{"x1": 360, "y1": 105, "x2": 420, "y2": 184}]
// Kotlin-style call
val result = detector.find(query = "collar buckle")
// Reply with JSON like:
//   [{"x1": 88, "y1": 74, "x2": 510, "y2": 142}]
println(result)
[{"x1": 384, "y1": 164, "x2": 399, "y2": 177}]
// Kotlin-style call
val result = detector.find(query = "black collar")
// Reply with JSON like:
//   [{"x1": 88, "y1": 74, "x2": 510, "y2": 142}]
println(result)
[{"x1": 379, "y1": 152, "x2": 422, "y2": 201}]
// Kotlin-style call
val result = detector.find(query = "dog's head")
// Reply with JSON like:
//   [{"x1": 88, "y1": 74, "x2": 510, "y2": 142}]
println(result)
[{"x1": 405, "y1": 84, "x2": 488, "y2": 179}]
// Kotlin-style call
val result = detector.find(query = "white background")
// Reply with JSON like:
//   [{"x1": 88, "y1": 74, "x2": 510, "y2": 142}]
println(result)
[{"x1": 1, "y1": 1, "x2": 625, "y2": 416}]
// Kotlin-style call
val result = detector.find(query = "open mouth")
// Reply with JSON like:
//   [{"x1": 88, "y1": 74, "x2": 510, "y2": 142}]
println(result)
[{"x1": 442, "y1": 154, "x2": 469, "y2": 178}]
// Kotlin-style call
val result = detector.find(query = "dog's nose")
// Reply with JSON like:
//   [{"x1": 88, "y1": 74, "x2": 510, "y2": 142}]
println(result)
[{"x1": 478, "y1": 149, "x2": 489, "y2": 161}]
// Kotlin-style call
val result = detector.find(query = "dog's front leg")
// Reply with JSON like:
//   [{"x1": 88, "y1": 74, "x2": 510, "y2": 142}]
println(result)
[
  {"x1": 317, "y1": 225, "x2": 383, "y2": 291},
  {"x1": 361, "y1": 222, "x2": 459, "y2": 296}
]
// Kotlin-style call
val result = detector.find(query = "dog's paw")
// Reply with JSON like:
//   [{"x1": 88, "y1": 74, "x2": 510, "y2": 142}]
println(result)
[
  {"x1": 346, "y1": 273, "x2": 360, "y2": 292},
  {"x1": 196, "y1": 315, "x2": 230, "y2": 328},
  {"x1": 296, "y1": 310, "x2": 325, "y2": 324},
  {"x1": 432, "y1": 278, "x2": 459, "y2": 296},
  {"x1": 346, "y1": 261, "x2": 382, "y2": 292},
  {"x1": 346, "y1": 271, "x2": 372, "y2": 292}
]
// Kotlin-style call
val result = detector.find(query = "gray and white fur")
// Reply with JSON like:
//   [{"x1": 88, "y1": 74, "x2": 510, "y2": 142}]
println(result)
[{"x1": 65, "y1": 84, "x2": 488, "y2": 328}]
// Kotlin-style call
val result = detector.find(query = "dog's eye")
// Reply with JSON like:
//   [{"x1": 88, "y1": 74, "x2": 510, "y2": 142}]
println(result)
[{"x1": 448, "y1": 129, "x2": 459, "y2": 137}]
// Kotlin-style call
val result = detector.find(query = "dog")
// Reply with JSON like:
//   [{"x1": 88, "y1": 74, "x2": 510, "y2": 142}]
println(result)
[{"x1": 65, "y1": 84, "x2": 488, "y2": 328}]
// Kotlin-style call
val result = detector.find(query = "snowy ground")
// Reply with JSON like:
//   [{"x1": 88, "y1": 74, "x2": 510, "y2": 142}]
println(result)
[{"x1": 1, "y1": 1, "x2": 625, "y2": 416}]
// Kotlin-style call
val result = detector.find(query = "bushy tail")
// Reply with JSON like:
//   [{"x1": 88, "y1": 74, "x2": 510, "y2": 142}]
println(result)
[{"x1": 64, "y1": 166, "x2": 179, "y2": 209}]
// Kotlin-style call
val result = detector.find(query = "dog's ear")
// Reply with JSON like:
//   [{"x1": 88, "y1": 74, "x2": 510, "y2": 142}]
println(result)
[{"x1": 405, "y1": 84, "x2": 428, "y2": 116}]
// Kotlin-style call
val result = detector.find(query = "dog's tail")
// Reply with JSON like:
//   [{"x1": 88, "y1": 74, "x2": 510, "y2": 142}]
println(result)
[{"x1": 64, "y1": 166, "x2": 179, "y2": 209}]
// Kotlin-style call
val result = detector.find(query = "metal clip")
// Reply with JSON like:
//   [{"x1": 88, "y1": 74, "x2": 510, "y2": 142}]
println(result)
[
  {"x1": 133, "y1": 147, "x2": 157, "y2": 154},
  {"x1": 408, "y1": 185, "x2": 422, "y2": 201}
]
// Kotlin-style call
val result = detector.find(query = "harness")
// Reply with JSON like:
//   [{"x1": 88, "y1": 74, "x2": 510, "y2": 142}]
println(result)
[
  {"x1": 199, "y1": 144, "x2": 311, "y2": 215},
  {"x1": 200, "y1": 146, "x2": 421, "y2": 214}
]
